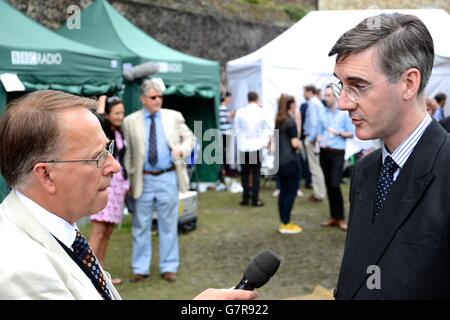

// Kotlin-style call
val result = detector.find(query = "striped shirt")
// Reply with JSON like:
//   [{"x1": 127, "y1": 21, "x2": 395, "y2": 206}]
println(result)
[
  {"x1": 219, "y1": 104, "x2": 232, "y2": 134},
  {"x1": 382, "y1": 113, "x2": 432, "y2": 181}
]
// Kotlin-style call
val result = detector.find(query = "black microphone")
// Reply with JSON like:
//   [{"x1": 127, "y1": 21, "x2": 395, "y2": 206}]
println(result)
[{"x1": 235, "y1": 249, "x2": 281, "y2": 291}]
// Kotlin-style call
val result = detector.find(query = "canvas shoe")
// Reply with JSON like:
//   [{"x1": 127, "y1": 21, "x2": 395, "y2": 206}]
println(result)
[{"x1": 279, "y1": 223, "x2": 303, "y2": 234}]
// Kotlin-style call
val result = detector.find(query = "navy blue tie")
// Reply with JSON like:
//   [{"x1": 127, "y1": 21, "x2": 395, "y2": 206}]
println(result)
[
  {"x1": 72, "y1": 231, "x2": 112, "y2": 300},
  {"x1": 372, "y1": 155, "x2": 399, "y2": 223},
  {"x1": 149, "y1": 114, "x2": 158, "y2": 166}
]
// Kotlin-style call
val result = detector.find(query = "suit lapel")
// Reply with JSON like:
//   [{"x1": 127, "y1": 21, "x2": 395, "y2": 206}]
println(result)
[
  {"x1": 160, "y1": 108, "x2": 174, "y2": 149},
  {"x1": 338, "y1": 150, "x2": 380, "y2": 295},
  {"x1": 342, "y1": 121, "x2": 446, "y2": 299},
  {"x1": 135, "y1": 109, "x2": 146, "y2": 153},
  {"x1": 2, "y1": 192, "x2": 104, "y2": 299}
]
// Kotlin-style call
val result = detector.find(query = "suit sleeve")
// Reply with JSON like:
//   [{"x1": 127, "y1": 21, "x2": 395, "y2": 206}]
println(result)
[
  {"x1": 0, "y1": 269, "x2": 76, "y2": 299},
  {"x1": 122, "y1": 119, "x2": 132, "y2": 176}
]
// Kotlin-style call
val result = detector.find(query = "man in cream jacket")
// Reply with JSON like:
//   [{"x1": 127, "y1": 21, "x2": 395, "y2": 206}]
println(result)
[
  {"x1": 0, "y1": 90, "x2": 255, "y2": 300},
  {"x1": 122, "y1": 79, "x2": 195, "y2": 283}
]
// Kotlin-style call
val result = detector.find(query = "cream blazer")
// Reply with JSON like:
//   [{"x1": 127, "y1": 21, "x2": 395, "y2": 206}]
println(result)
[
  {"x1": 0, "y1": 191, "x2": 122, "y2": 300},
  {"x1": 122, "y1": 108, "x2": 196, "y2": 198}
]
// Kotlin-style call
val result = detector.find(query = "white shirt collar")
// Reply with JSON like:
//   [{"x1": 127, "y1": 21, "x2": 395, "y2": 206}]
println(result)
[
  {"x1": 382, "y1": 113, "x2": 432, "y2": 169},
  {"x1": 15, "y1": 190, "x2": 77, "y2": 249}
]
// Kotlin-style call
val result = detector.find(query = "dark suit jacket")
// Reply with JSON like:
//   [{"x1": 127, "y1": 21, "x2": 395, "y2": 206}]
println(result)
[
  {"x1": 440, "y1": 116, "x2": 450, "y2": 133},
  {"x1": 336, "y1": 120, "x2": 450, "y2": 299}
]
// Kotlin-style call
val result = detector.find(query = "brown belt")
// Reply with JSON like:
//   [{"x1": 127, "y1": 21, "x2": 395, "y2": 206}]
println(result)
[
  {"x1": 320, "y1": 147, "x2": 345, "y2": 155},
  {"x1": 143, "y1": 165, "x2": 176, "y2": 176}
]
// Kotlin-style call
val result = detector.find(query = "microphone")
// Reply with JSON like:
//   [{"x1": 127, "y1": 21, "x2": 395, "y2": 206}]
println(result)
[
  {"x1": 122, "y1": 62, "x2": 160, "y2": 81},
  {"x1": 235, "y1": 249, "x2": 281, "y2": 291}
]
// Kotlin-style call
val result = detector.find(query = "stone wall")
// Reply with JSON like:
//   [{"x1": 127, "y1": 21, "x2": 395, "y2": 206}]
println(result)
[
  {"x1": 10, "y1": 0, "x2": 316, "y2": 82},
  {"x1": 319, "y1": 0, "x2": 450, "y2": 11}
]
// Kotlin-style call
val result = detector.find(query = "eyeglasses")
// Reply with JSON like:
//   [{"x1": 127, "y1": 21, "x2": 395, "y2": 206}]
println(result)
[
  {"x1": 329, "y1": 73, "x2": 401, "y2": 103},
  {"x1": 41, "y1": 140, "x2": 115, "y2": 169},
  {"x1": 144, "y1": 95, "x2": 162, "y2": 100}
]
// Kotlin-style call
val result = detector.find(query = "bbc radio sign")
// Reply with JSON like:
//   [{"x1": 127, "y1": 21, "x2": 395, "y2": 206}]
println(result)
[{"x1": 11, "y1": 51, "x2": 62, "y2": 65}]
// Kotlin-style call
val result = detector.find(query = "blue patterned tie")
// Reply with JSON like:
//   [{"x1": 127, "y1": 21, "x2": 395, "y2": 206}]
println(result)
[
  {"x1": 372, "y1": 155, "x2": 399, "y2": 223},
  {"x1": 149, "y1": 114, "x2": 158, "y2": 166},
  {"x1": 72, "y1": 230, "x2": 112, "y2": 300}
]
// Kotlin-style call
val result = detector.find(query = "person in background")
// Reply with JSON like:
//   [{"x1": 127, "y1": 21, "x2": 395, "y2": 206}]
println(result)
[
  {"x1": 218, "y1": 91, "x2": 234, "y2": 186},
  {"x1": 317, "y1": 85, "x2": 354, "y2": 231},
  {"x1": 275, "y1": 94, "x2": 303, "y2": 234},
  {"x1": 272, "y1": 94, "x2": 303, "y2": 198},
  {"x1": 425, "y1": 97, "x2": 438, "y2": 116},
  {"x1": 123, "y1": 80, "x2": 195, "y2": 283},
  {"x1": 234, "y1": 91, "x2": 274, "y2": 207},
  {"x1": 433, "y1": 92, "x2": 446, "y2": 121},
  {"x1": 303, "y1": 85, "x2": 327, "y2": 203},
  {"x1": 299, "y1": 101, "x2": 312, "y2": 189},
  {"x1": 88, "y1": 96, "x2": 129, "y2": 286}
]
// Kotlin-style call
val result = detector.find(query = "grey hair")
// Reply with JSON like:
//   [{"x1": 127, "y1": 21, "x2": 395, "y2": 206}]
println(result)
[
  {"x1": 328, "y1": 13, "x2": 434, "y2": 95},
  {"x1": 141, "y1": 79, "x2": 162, "y2": 96}
]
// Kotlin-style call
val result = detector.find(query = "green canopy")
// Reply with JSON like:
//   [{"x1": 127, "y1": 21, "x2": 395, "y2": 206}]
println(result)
[
  {"x1": 0, "y1": 176, "x2": 8, "y2": 201},
  {"x1": 0, "y1": 0, "x2": 123, "y2": 201},
  {"x1": 0, "y1": 0, "x2": 122, "y2": 100},
  {"x1": 57, "y1": 0, "x2": 221, "y2": 183}
]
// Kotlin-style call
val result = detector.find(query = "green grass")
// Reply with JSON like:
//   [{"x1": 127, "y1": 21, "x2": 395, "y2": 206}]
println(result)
[{"x1": 81, "y1": 181, "x2": 348, "y2": 299}]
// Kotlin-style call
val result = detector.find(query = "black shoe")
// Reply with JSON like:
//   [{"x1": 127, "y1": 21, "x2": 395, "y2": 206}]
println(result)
[
  {"x1": 130, "y1": 274, "x2": 149, "y2": 283},
  {"x1": 240, "y1": 200, "x2": 250, "y2": 206},
  {"x1": 252, "y1": 200, "x2": 264, "y2": 207}
]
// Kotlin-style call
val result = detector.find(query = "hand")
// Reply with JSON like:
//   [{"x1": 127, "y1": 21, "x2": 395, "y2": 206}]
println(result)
[
  {"x1": 96, "y1": 95, "x2": 107, "y2": 114},
  {"x1": 297, "y1": 139, "x2": 303, "y2": 150},
  {"x1": 171, "y1": 148, "x2": 183, "y2": 160},
  {"x1": 327, "y1": 128, "x2": 337, "y2": 136},
  {"x1": 193, "y1": 288, "x2": 257, "y2": 300}
]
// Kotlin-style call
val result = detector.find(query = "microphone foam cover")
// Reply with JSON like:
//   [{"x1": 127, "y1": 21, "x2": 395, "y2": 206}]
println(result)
[{"x1": 243, "y1": 250, "x2": 281, "y2": 288}]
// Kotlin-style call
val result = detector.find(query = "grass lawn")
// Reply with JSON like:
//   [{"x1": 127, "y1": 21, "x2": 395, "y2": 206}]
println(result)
[{"x1": 81, "y1": 181, "x2": 348, "y2": 300}]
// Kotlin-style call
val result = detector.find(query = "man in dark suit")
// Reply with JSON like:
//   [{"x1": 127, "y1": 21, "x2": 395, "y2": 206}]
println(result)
[
  {"x1": 440, "y1": 116, "x2": 450, "y2": 133},
  {"x1": 329, "y1": 13, "x2": 450, "y2": 299}
]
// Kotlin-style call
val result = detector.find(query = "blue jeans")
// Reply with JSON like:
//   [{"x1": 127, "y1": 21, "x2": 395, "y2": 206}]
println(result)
[
  {"x1": 278, "y1": 161, "x2": 300, "y2": 224},
  {"x1": 132, "y1": 171, "x2": 179, "y2": 275}
]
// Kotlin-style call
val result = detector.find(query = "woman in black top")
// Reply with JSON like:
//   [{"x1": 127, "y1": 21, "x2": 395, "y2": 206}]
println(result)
[
  {"x1": 275, "y1": 94, "x2": 302, "y2": 234},
  {"x1": 88, "y1": 96, "x2": 129, "y2": 285}
]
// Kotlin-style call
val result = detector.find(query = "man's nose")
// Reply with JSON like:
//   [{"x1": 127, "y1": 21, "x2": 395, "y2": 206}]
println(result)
[
  {"x1": 337, "y1": 92, "x2": 356, "y2": 111},
  {"x1": 104, "y1": 153, "x2": 121, "y2": 174}
]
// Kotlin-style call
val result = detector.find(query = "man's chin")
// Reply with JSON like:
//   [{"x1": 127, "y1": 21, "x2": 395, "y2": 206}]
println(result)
[
  {"x1": 93, "y1": 191, "x2": 109, "y2": 211},
  {"x1": 355, "y1": 128, "x2": 374, "y2": 141}
]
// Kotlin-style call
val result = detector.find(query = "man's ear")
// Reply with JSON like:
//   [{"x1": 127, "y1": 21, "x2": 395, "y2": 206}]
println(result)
[
  {"x1": 32, "y1": 163, "x2": 57, "y2": 194},
  {"x1": 140, "y1": 95, "x2": 146, "y2": 106},
  {"x1": 402, "y1": 68, "x2": 421, "y2": 100}
]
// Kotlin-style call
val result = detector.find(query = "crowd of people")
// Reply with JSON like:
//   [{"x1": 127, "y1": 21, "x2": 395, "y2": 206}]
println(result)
[{"x1": 219, "y1": 85, "x2": 355, "y2": 234}]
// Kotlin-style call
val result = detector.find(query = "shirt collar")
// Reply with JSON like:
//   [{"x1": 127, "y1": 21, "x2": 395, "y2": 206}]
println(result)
[
  {"x1": 382, "y1": 113, "x2": 432, "y2": 168},
  {"x1": 15, "y1": 189, "x2": 77, "y2": 248},
  {"x1": 324, "y1": 105, "x2": 338, "y2": 114},
  {"x1": 143, "y1": 108, "x2": 160, "y2": 119},
  {"x1": 248, "y1": 102, "x2": 260, "y2": 108}
]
